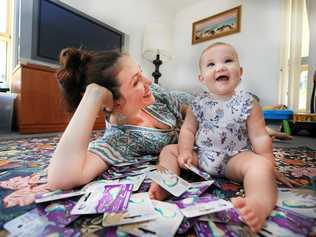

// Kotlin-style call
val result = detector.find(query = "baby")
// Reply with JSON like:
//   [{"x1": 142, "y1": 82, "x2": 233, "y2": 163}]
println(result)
[{"x1": 149, "y1": 42, "x2": 277, "y2": 233}]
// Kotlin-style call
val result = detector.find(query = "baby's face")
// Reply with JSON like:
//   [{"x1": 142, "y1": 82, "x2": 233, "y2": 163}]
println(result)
[{"x1": 199, "y1": 44, "x2": 242, "y2": 98}]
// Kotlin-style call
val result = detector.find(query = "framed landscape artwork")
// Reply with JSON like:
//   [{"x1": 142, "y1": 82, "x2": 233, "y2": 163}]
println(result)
[{"x1": 192, "y1": 6, "x2": 241, "y2": 44}]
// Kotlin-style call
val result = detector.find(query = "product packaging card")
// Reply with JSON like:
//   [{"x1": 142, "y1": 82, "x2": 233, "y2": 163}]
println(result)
[
  {"x1": 260, "y1": 207, "x2": 315, "y2": 237},
  {"x1": 81, "y1": 180, "x2": 114, "y2": 192},
  {"x1": 146, "y1": 167, "x2": 190, "y2": 197},
  {"x1": 116, "y1": 174, "x2": 146, "y2": 192},
  {"x1": 194, "y1": 220, "x2": 254, "y2": 237},
  {"x1": 175, "y1": 180, "x2": 214, "y2": 200},
  {"x1": 184, "y1": 164, "x2": 212, "y2": 180},
  {"x1": 102, "y1": 192, "x2": 157, "y2": 227},
  {"x1": 94, "y1": 226, "x2": 136, "y2": 237},
  {"x1": 35, "y1": 189, "x2": 85, "y2": 203},
  {"x1": 37, "y1": 225, "x2": 81, "y2": 237},
  {"x1": 199, "y1": 207, "x2": 242, "y2": 224},
  {"x1": 4, "y1": 200, "x2": 78, "y2": 237},
  {"x1": 71, "y1": 183, "x2": 133, "y2": 215},
  {"x1": 119, "y1": 200, "x2": 184, "y2": 237},
  {"x1": 174, "y1": 194, "x2": 233, "y2": 218},
  {"x1": 276, "y1": 188, "x2": 316, "y2": 218}
]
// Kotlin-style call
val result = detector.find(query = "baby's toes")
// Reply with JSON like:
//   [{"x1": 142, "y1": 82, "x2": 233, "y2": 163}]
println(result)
[
  {"x1": 243, "y1": 211, "x2": 256, "y2": 223},
  {"x1": 231, "y1": 197, "x2": 246, "y2": 209},
  {"x1": 245, "y1": 214, "x2": 259, "y2": 229},
  {"x1": 251, "y1": 220, "x2": 263, "y2": 233},
  {"x1": 239, "y1": 206, "x2": 252, "y2": 218}
]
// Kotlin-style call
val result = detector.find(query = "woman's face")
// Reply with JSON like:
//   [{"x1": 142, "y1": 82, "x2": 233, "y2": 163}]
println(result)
[{"x1": 116, "y1": 55, "x2": 155, "y2": 115}]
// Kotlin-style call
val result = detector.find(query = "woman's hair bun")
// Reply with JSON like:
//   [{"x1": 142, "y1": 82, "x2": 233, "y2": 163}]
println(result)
[{"x1": 59, "y1": 48, "x2": 91, "y2": 70}]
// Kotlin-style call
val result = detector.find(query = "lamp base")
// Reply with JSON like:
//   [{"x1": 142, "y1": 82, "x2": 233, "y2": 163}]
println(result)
[{"x1": 152, "y1": 54, "x2": 162, "y2": 84}]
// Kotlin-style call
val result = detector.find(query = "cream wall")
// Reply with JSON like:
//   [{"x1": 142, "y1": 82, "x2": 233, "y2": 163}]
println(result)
[
  {"x1": 17, "y1": 0, "x2": 283, "y2": 106},
  {"x1": 161, "y1": 0, "x2": 282, "y2": 106}
]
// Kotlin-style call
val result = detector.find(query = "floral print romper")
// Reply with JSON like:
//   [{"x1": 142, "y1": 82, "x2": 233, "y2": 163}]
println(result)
[{"x1": 191, "y1": 90, "x2": 254, "y2": 176}]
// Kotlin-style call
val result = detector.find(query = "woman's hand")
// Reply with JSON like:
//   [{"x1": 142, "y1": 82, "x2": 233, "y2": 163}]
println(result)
[
  {"x1": 275, "y1": 169, "x2": 300, "y2": 187},
  {"x1": 85, "y1": 83, "x2": 114, "y2": 112}
]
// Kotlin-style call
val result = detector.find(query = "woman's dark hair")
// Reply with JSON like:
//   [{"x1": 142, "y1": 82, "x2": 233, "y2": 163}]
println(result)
[{"x1": 56, "y1": 48, "x2": 123, "y2": 112}]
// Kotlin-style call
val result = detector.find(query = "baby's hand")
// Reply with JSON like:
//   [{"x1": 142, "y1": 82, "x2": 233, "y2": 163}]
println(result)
[{"x1": 178, "y1": 151, "x2": 194, "y2": 168}]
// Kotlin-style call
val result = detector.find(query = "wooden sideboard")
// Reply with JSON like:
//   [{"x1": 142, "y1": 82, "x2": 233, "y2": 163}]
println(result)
[{"x1": 11, "y1": 63, "x2": 105, "y2": 134}]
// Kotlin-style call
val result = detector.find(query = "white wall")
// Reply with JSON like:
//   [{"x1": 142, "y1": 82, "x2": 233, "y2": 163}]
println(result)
[
  {"x1": 59, "y1": 0, "x2": 175, "y2": 84},
  {"x1": 163, "y1": 0, "x2": 282, "y2": 106},
  {"x1": 16, "y1": 0, "x2": 283, "y2": 106}
]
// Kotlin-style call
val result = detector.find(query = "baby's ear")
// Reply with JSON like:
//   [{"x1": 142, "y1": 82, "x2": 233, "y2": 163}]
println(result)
[
  {"x1": 198, "y1": 74, "x2": 205, "y2": 83},
  {"x1": 240, "y1": 67, "x2": 243, "y2": 76}
]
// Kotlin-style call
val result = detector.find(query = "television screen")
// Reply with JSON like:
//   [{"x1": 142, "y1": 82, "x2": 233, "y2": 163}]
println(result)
[{"x1": 33, "y1": 0, "x2": 123, "y2": 63}]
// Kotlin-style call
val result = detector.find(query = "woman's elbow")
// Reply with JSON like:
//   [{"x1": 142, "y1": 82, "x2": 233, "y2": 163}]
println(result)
[{"x1": 47, "y1": 167, "x2": 78, "y2": 190}]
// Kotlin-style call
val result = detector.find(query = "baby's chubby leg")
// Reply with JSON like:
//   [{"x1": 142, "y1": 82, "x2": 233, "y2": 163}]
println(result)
[
  {"x1": 149, "y1": 144, "x2": 180, "y2": 200},
  {"x1": 225, "y1": 151, "x2": 277, "y2": 233}
]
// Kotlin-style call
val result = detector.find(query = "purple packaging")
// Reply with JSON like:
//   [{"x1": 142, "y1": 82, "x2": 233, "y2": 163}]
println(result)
[
  {"x1": 194, "y1": 221, "x2": 252, "y2": 237},
  {"x1": 175, "y1": 194, "x2": 218, "y2": 209},
  {"x1": 96, "y1": 226, "x2": 136, "y2": 237},
  {"x1": 267, "y1": 207, "x2": 314, "y2": 236},
  {"x1": 96, "y1": 184, "x2": 133, "y2": 213},
  {"x1": 194, "y1": 221, "x2": 213, "y2": 237},
  {"x1": 38, "y1": 199, "x2": 79, "y2": 226},
  {"x1": 176, "y1": 217, "x2": 197, "y2": 234},
  {"x1": 173, "y1": 181, "x2": 213, "y2": 200},
  {"x1": 38, "y1": 224, "x2": 81, "y2": 237},
  {"x1": 109, "y1": 183, "x2": 133, "y2": 212},
  {"x1": 137, "y1": 179, "x2": 151, "y2": 193},
  {"x1": 207, "y1": 208, "x2": 241, "y2": 224}
]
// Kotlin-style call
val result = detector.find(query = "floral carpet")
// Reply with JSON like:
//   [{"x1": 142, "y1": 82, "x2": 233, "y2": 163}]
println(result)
[{"x1": 0, "y1": 132, "x2": 315, "y2": 236}]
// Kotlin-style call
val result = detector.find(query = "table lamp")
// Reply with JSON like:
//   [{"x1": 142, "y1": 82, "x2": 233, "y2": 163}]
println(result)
[{"x1": 142, "y1": 23, "x2": 172, "y2": 84}]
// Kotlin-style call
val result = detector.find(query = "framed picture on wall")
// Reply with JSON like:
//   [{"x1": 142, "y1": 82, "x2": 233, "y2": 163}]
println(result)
[{"x1": 192, "y1": 6, "x2": 241, "y2": 44}]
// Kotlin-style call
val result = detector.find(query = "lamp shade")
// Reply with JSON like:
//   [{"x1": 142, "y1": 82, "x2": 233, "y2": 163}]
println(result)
[{"x1": 142, "y1": 23, "x2": 172, "y2": 62}]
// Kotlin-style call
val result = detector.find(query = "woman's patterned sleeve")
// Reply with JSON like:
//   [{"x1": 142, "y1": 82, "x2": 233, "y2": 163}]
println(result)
[
  {"x1": 151, "y1": 83, "x2": 183, "y2": 121},
  {"x1": 88, "y1": 134, "x2": 127, "y2": 165}
]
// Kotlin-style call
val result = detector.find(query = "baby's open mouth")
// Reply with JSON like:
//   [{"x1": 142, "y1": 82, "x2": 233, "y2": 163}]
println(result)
[{"x1": 216, "y1": 75, "x2": 229, "y2": 81}]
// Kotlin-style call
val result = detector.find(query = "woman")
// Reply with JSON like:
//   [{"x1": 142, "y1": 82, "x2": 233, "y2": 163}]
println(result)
[
  {"x1": 48, "y1": 48, "x2": 295, "y2": 193},
  {"x1": 47, "y1": 48, "x2": 185, "y2": 190}
]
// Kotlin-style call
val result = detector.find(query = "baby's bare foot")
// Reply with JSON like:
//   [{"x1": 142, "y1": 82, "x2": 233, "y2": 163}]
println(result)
[
  {"x1": 148, "y1": 182, "x2": 169, "y2": 200},
  {"x1": 232, "y1": 197, "x2": 270, "y2": 233}
]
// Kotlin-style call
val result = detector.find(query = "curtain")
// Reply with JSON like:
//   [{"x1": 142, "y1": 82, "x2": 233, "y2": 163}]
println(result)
[
  {"x1": 279, "y1": 0, "x2": 306, "y2": 112},
  {"x1": 306, "y1": 0, "x2": 315, "y2": 112}
]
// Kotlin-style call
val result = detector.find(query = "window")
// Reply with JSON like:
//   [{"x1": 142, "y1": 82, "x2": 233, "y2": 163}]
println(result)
[
  {"x1": 279, "y1": 0, "x2": 310, "y2": 112},
  {"x1": 0, "y1": 0, "x2": 12, "y2": 83}
]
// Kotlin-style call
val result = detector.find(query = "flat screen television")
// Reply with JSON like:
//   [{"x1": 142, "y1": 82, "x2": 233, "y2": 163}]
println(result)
[{"x1": 31, "y1": 0, "x2": 124, "y2": 64}]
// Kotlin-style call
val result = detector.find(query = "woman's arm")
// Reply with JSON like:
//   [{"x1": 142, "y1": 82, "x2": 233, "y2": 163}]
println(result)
[{"x1": 47, "y1": 84, "x2": 112, "y2": 190}]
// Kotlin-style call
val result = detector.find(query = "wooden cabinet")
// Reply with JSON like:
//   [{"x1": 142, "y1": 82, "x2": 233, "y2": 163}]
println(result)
[{"x1": 11, "y1": 63, "x2": 105, "y2": 134}]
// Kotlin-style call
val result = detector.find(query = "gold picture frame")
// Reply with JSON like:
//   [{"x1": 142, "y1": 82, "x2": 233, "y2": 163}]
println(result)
[{"x1": 192, "y1": 6, "x2": 241, "y2": 44}]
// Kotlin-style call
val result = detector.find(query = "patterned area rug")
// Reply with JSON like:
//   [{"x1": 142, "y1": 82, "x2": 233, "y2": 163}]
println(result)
[{"x1": 0, "y1": 132, "x2": 315, "y2": 235}]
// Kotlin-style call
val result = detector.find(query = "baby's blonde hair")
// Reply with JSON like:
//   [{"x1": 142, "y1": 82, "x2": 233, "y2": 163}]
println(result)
[{"x1": 199, "y1": 42, "x2": 239, "y2": 71}]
